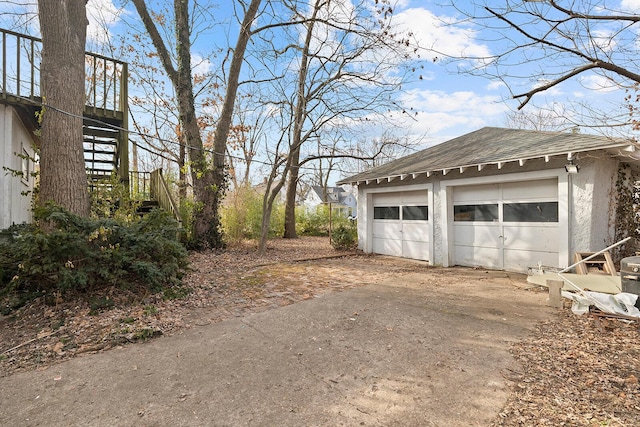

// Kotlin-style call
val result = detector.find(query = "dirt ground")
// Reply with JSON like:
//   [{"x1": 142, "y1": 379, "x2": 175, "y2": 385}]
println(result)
[{"x1": 1, "y1": 237, "x2": 639, "y2": 425}]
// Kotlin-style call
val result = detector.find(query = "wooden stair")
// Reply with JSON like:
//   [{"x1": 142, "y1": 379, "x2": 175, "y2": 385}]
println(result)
[
  {"x1": 83, "y1": 116, "x2": 121, "y2": 182},
  {"x1": 0, "y1": 27, "x2": 129, "y2": 186},
  {"x1": 137, "y1": 200, "x2": 159, "y2": 215}
]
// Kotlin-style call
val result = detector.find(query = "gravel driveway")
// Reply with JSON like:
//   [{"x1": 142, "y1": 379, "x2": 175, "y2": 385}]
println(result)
[{"x1": 0, "y1": 263, "x2": 553, "y2": 426}]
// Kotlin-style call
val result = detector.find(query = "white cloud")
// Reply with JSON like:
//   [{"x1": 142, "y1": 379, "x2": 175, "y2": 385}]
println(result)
[
  {"x1": 579, "y1": 74, "x2": 620, "y2": 93},
  {"x1": 391, "y1": 0, "x2": 411, "y2": 9},
  {"x1": 620, "y1": 0, "x2": 640, "y2": 12},
  {"x1": 86, "y1": 0, "x2": 121, "y2": 45},
  {"x1": 191, "y1": 53, "x2": 213, "y2": 76},
  {"x1": 486, "y1": 81, "x2": 506, "y2": 91},
  {"x1": 0, "y1": 1, "x2": 122, "y2": 46},
  {"x1": 391, "y1": 89, "x2": 509, "y2": 141},
  {"x1": 393, "y1": 7, "x2": 492, "y2": 60}
]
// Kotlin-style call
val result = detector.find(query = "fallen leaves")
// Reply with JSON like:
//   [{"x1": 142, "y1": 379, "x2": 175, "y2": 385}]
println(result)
[
  {"x1": 0, "y1": 237, "x2": 361, "y2": 377},
  {"x1": 492, "y1": 310, "x2": 640, "y2": 426},
  {"x1": 2, "y1": 236, "x2": 638, "y2": 425}
]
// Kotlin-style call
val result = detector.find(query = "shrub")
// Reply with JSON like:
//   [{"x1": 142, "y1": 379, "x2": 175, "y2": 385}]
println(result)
[
  {"x1": 331, "y1": 221, "x2": 358, "y2": 251},
  {"x1": 90, "y1": 174, "x2": 141, "y2": 222},
  {"x1": 297, "y1": 206, "x2": 331, "y2": 236},
  {"x1": 222, "y1": 186, "x2": 284, "y2": 242},
  {"x1": 0, "y1": 204, "x2": 188, "y2": 307},
  {"x1": 297, "y1": 206, "x2": 355, "y2": 239}
]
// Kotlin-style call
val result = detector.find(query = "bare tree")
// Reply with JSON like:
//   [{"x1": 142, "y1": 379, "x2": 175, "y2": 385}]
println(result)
[
  {"x1": 449, "y1": 1, "x2": 640, "y2": 111},
  {"x1": 225, "y1": 93, "x2": 267, "y2": 189},
  {"x1": 37, "y1": 0, "x2": 90, "y2": 216},
  {"x1": 503, "y1": 106, "x2": 575, "y2": 132},
  {"x1": 338, "y1": 132, "x2": 420, "y2": 176},
  {"x1": 257, "y1": 116, "x2": 291, "y2": 255},
  {"x1": 131, "y1": 0, "x2": 262, "y2": 249},
  {"x1": 250, "y1": 0, "x2": 417, "y2": 238}
]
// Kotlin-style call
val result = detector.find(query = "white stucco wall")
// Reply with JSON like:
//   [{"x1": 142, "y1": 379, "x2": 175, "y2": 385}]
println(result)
[
  {"x1": 569, "y1": 152, "x2": 619, "y2": 255},
  {"x1": 0, "y1": 105, "x2": 36, "y2": 229}
]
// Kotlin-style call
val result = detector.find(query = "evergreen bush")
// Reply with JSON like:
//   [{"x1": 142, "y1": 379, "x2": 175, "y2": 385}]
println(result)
[
  {"x1": 0, "y1": 204, "x2": 188, "y2": 309},
  {"x1": 330, "y1": 221, "x2": 358, "y2": 251}
]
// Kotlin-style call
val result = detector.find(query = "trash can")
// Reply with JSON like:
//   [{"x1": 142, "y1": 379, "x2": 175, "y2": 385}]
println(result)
[{"x1": 620, "y1": 256, "x2": 640, "y2": 295}]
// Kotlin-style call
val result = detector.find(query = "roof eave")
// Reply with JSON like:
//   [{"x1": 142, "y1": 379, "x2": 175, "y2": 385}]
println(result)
[{"x1": 337, "y1": 142, "x2": 640, "y2": 185}]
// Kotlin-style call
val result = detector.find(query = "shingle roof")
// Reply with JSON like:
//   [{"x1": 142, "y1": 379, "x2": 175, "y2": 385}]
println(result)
[{"x1": 338, "y1": 127, "x2": 638, "y2": 184}]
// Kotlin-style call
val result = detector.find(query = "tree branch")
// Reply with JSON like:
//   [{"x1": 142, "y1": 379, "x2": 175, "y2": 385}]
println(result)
[
  {"x1": 131, "y1": 0, "x2": 178, "y2": 83},
  {"x1": 486, "y1": 5, "x2": 640, "y2": 109},
  {"x1": 547, "y1": 1, "x2": 640, "y2": 23}
]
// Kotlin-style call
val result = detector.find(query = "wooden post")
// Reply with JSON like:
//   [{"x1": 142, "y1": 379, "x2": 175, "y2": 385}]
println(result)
[
  {"x1": 546, "y1": 279, "x2": 564, "y2": 308},
  {"x1": 329, "y1": 202, "x2": 332, "y2": 245}
]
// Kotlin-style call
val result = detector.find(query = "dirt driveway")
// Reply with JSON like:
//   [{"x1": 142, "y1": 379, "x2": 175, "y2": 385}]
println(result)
[{"x1": 0, "y1": 258, "x2": 554, "y2": 426}]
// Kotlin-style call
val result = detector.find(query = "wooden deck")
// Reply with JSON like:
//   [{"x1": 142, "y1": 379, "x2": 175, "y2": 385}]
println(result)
[{"x1": 0, "y1": 28, "x2": 129, "y2": 181}]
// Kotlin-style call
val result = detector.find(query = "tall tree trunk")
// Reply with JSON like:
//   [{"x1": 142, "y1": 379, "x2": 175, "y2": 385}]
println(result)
[
  {"x1": 178, "y1": 135, "x2": 186, "y2": 201},
  {"x1": 283, "y1": 147, "x2": 301, "y2": 238},
  {"x1": 258, "y1": 161, "x2": 289, "y2": 255},
  {"x1": 133, "y1": 0, "x2": 261, "y2": 249},
  {"x1": 283, "y1": 0, "x2": 321, "y2": 238},
  {"x1": 173, "y1": 0, "x2": 222, "y2": 249},
  {"x1": 210, "y1": 0, "x2": 262, "y2": 232},
  {"x1": 37, "y1": 0, "x2": 90, "y2": 216}
]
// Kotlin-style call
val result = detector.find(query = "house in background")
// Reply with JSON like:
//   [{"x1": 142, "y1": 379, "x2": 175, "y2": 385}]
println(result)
[
  {"x1": 0, "y1": 104, "x2": 37, "y2": 229},
  {"x1": 338, "y1": 127, "x2": 640, "y2": 273},
  {"x1": 300, "y1": 185, "x2": 357, "y2": 218}
]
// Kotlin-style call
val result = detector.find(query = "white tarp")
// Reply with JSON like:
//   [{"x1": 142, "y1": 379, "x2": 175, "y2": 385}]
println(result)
[{"x1": 561, "y1": 291, "x2": 640, "y2": 318}]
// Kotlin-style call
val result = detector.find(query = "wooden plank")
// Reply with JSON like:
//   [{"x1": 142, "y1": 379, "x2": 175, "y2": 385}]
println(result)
[
  {"x1": 574, "y1": 252, "x2": 617, "y2": 276},
  {"x1": 603, "y1": 252, "x2": 617, "y2": 275}
]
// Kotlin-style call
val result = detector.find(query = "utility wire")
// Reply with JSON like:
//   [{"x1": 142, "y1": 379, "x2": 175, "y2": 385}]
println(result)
[{"x1": 14, "y1": 93, "x2": 347, "y2": 173}]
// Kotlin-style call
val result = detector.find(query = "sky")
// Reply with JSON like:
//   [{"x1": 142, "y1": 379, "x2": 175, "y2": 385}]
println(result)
[
  {"x1": 2, "y1": 0, "x2": 639, "y2": 176},
  {"x1": 386, "y1": 0, "x2": 640, "y2": 144}
]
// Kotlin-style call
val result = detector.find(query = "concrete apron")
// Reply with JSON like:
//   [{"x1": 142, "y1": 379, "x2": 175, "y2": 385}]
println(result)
[{"x1": 0, "y1": 273, "x2": 552, "y2": 427}]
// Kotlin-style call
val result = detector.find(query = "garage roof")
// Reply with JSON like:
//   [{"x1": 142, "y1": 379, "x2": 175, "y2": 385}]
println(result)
[{"x1": 338, "y1": 127, "x2": 640, "y2": 184}]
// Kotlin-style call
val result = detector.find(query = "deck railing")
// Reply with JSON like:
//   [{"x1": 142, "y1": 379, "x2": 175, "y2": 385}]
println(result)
[
  {"x1": 130, "y1": 169, "x2": 182, "y2": 227},
  {"x1": 129, "y1": 171, "x2": 152, "y2": 200},
  {"x1": 0, "y1": 28, "x2": 128, "y2": 118},
  {"x1": 150, "y1": 168, "x2": 182, "y2": 227}
]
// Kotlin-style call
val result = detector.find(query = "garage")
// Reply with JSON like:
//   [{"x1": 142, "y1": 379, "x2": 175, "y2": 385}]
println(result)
[
  {"x1": 371, "y1": 190, "x2": 431, "y2": 261},
  {"x1": 340, "y1": 127, "x2": 638, "y2": 272},
  {"x1": 452, "y1": 179, "x2": 559, "y2": 272}
]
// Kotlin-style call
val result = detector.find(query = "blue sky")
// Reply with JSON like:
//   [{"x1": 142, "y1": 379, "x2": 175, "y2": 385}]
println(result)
[
  {"x1": 2, "y1": 0, "x2": 639, "y2": 168},
  {"x1": 387, "y1": 0, "x2": 640, "y2": 143}
]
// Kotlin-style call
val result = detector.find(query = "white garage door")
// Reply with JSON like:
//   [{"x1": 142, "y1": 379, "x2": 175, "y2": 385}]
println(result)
[
  {"x1": 371, "y1": 190, "x2": 431, "y2": 261},
  {"x1": 453, "y1": 179, "x2": 559, "y2": 272}
]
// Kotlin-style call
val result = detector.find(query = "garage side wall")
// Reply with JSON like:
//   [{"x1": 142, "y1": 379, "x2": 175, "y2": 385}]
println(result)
[{"x1": 570, "y1": 152, "x2": 618, "y2": 254}]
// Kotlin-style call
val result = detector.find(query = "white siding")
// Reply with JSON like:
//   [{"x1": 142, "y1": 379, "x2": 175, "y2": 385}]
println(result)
[{"x1": 0, "y1": 105, "x2": 35, "y2": 229}]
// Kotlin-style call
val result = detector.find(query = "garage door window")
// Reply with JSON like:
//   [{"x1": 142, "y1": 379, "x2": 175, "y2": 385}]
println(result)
[
  {"x1": 402, "y1": 205, "x2": 428, "y2": 220},
  {"x1": 374, "y1": 206, "x2": 400, "y2": 220},
  {"x1": 504, "y1": 202, "x2": 558, "y2": 222},
  {"x1": 454, "y1": 204, "x2": 498, "y2": 221}
]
